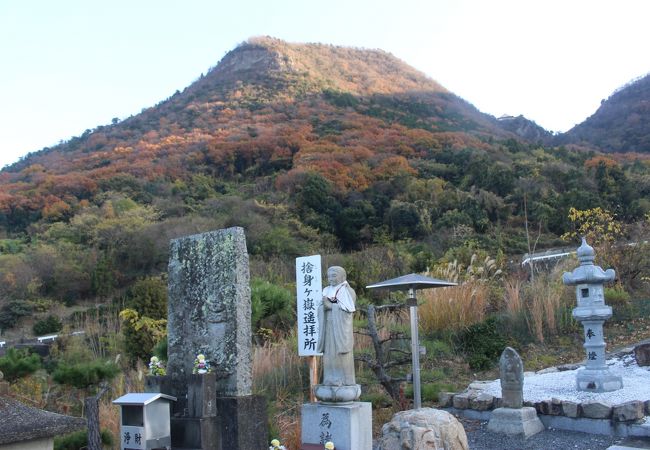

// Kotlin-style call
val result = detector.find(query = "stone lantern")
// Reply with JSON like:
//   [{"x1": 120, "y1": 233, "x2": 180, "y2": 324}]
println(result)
[{"x1": 562, "y1": 238, "x2": 622, "y2": 392}]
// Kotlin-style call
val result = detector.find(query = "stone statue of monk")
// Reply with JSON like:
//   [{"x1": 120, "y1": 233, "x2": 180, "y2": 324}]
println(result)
[{"x1": 315, "y1": 266, "x2": 361, "y2": 403}]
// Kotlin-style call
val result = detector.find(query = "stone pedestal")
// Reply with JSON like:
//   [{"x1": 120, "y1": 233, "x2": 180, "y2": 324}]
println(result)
[
  {"x1": 215, "y1": 395, "x2": 268, "y2": 450},
  {"x1": 313, "y1": 384, "x2": 361, "y2": 403},
  {"x1": 302, "y1": 402, "x2": 372, "y2": 450},
  {"x1": 487, "y1": 407, "x2": 545, "y2": 437},
  {"x1": 146, "y1": 374, "x2": 219, "y2": 449},
  {"x1": 576, "y1": 367, "x2": 623, "y2": 392}
]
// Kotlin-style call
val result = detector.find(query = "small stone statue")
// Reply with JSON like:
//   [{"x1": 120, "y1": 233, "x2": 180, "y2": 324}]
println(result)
[
  {"x1": 314, "y1": 266, "x2": 361, "y2": 403},
  {"x1": 488, "y1": 346, "x2": 544, "y2": 437},
  {"x1": 500, "y1": 347, "x2": 524, "y2": 408}
]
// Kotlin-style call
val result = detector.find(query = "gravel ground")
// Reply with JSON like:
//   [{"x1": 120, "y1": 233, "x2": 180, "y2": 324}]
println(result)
[
  {"x1": 460, "y1": 416, "x2": 650, "y2": 450},
  {"x1": 478, "y1": 353, "x2": 650, "y2": 404}
]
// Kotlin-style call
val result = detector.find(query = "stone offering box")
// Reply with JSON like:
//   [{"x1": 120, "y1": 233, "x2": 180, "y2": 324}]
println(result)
[{"x1": 113, "y1": 392, "x2": 177, "y2": 450}]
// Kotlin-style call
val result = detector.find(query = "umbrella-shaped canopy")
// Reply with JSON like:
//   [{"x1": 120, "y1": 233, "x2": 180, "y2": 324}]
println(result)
[{"x1": 366, "y1": 273, "x2": 457, "y2": 291}]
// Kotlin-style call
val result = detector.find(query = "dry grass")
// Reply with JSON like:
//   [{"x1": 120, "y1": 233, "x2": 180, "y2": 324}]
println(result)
[
  {"x1": 504, "y1": 277, "x2": 523, "y2": 316},
  {"x1": 252, "y1": 332, "x2": 306, "y2": 399},
  {"x1": 418, "y1": 255, "x2": 501, "y2": 335},
  {"x1": 522, "y1": 273, "x2": 564, "y2": 343},
  {"x1": 419, "y1": 282, "x2": 489, "y2": 334}
]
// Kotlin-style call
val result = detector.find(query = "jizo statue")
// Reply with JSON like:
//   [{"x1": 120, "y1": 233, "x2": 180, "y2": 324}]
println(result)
[{"x1": 314, "y1": 266, "x2": 361, "y2": 403}]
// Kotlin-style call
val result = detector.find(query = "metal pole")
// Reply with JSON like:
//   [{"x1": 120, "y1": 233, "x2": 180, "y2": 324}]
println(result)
[{"x1": 408, "y1": 287, "x2": 421, "y2": 409}]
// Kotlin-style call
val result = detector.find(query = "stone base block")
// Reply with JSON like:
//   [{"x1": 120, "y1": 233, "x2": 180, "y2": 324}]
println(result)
[
  {"x1": 171, "y1": 416, "x2": 218, "y2": 449},
  {"x1": 487, "y1": 407, "x2": 545, "y2": 438},
  {"x1": 302, "y1": 402, "x2": 372, "y2": 450},
  {"x1": 216, "y1": 395, "x2": 268, "y2": 450},
  {"x1": 576, "y1": 368, "x2": 623, "y2": 392}
]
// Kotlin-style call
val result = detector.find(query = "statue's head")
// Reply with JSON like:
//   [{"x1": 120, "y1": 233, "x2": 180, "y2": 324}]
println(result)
[{"x1": 327, "y1": 266, "x2": 346, "y2": 286}]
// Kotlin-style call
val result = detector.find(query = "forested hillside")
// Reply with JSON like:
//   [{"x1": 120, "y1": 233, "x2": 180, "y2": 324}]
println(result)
[
  {"x1": 560, "y1": 73, "x2": 650, "y2": 153},
  {"x1": 1, "y1": 37, "x2": 649, "y2": 333}
]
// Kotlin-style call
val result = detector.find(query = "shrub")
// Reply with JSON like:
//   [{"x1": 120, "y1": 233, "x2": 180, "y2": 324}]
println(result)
[
  {"x1": 404, "y1": 382, "x2": 456, "y2": 403},
  {"x1": 54, "y1": 429, "x2": 113, "y2": 450},
  {"x1": 33, "y1": 315, "x2": 63, "y2": 336},
  {"x1": 0, "y1": 348, "x2": 41, "y2": 382},
  {"x1": 0, "y1": 300, "x2": 33, "y2": 331},
  {"x1": 52, "y1": 360, "x2": 119, "y2": 388},
  {"x1": 605, "y1": 286, "x2": 631, "y2": 306},
  {"x1": 251, "y1": 278, "x2": 295, "y2": 333},
  {"x1": 456, "y1": 316, "x2": 507, "y2": 370},
  {"x1": 121, "y1": 276, "x2": 168, "y2": 362}
]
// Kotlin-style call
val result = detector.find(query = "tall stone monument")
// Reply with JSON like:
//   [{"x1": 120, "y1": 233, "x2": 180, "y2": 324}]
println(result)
[
  {"x1": 148, "y1": 227, "x2": 267, "y2": 450},
  {"x1": 301, "y1": 266, "x2": 372, "y2": 450},
  {"x1": 487, "y1": 347, "x2": 544, "y2": 437},
  {"x1": 563, "y1": 238, "x2": 623, "y2": 392}
]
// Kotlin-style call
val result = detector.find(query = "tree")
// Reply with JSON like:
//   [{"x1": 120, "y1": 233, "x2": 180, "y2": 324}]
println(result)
[
  {"x1": 355, "y1": 304, "x2": 410, "y2": 403},
  {"x1": 120, "y1": 276, "x2": 168, "y2": 362},
  {"x1": 0, "y1": 348, "x2": 41, "y2": 381}
]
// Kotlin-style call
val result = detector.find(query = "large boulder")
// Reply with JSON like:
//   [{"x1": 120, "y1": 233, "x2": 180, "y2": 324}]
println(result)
[{"x1": 376, "y1": 408, "x2": 468, "y2": 450}]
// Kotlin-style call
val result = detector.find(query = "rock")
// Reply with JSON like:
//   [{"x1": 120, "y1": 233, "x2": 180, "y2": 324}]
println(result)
[
  {"x1": 581, "y1": 401, "x2": 612, "y2": 419},
  {"x1": 536, "y1": 367, "x2": 559, "y2": 374},
  {"x1": 453, "y1": 393, "x2": 470, "y2": 410},
  {"x1": 470, "y1": 393, "x2": 495, "y2": 411},
  {"x1": 468, "y1": 381, "x2": 492, "y2": 391},
  {"x1": 634, "y1": 343, "x2": 650, "y2": 366},
  {"x1": 533, "y1": 400, "x2": 561, "y2": 416},
  {"x1": 438, "y1": 392, "x2": 455, "y2": 408},
  {"x1": 377, "y1": 407, "x2": 469, "y2": 450},
  {"x1": 612, "y1": 401, "x2": 645, "y2": 422},
  {"x1": 562, "y1": 401, "x2": 580, "y2": 418},
  {"x1": 645, "y1": 400, "x2": 650, "y2": 416}
]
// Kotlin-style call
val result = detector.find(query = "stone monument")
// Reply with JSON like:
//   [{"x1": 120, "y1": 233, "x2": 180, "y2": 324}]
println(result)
[
  {"x1": 562, "y1": 238, "x2": 623, "y2": 392},
  {"x1": 487, "y1": 347, "x2": 544, "y2": 437},
  {"x1": 147, "y1": 227, "x2": 267, "y2": 450},
  {"x1": 301, "y1": 266, "x2": 372, "y2": 450}
]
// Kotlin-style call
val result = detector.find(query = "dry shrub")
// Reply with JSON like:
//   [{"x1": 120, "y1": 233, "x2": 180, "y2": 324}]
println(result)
[
  {"x1": 99, "y1": 397, "x2": 120, "y2": 442},
  {"x1": 70, "y1": 307, "x2": 123, "y2": 360},
  {"x1": 273, "y1": 398, "x2": 303, "y2": 450}
]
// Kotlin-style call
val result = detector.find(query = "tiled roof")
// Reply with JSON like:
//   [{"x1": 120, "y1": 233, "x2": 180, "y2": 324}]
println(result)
[{"x1": 0, "y1": 395, "x2": 86, "y2": 445}]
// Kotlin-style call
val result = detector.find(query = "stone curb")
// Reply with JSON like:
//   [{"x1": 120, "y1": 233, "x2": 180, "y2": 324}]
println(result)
[{"x1": 439, "y1": 390, "x2": 646, "y2": 423}]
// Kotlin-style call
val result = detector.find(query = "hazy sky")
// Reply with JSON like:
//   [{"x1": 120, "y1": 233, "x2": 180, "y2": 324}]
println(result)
[{"x1": 1, "y1": 0, "x2": 649, "y2": 168}]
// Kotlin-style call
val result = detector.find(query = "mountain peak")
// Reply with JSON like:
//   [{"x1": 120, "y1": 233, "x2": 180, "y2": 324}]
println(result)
[{"x1": 203, "y1": 36, "x2": 448, "y2": 97}]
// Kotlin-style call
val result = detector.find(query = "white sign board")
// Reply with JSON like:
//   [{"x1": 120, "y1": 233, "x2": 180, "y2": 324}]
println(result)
[
  {"x1": 296, "y1": 255, "x2": 323, "y2": 356},
  {"x1": 121, "y1": 425, "x2": 145, "y2": 450}
]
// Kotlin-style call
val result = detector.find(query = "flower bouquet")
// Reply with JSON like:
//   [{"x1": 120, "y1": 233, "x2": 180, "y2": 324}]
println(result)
[
  {"x1": 269, "y1": 438, "x2": 286, "y2": 450},
  {"x1": 192, "y1": 353, "x2": 212, "y2": 374},
  {"x1": 148, "y1": 356, "x2": 166, "y2": 376}
]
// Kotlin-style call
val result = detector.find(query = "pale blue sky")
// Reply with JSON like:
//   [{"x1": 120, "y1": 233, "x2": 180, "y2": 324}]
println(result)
[{"x1": 1, "y1": 0, "x2": 649, "y2": 168}]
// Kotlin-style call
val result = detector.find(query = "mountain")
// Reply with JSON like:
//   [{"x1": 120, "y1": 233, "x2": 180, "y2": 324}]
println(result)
[
  {"x1": 560, "y1": 73, "x2": 650, "y2": 153},
  {"x1": 0, "y1": 37, "x2": 647, "y2": 254},
  {"x1": 0, "y1": 37, "x2": 649, "y2": 319},
  {"x1": 496, "y1": 114, "x2": 553, "y2": 145},
  {"x1": 0, "y1": 37, "x2": 522, "y2": 225}
]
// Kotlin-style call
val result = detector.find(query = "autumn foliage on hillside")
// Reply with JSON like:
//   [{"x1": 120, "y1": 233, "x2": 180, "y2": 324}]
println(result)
[{"x1": 0, "y1": 37, "x2": 649, "y2": 317}]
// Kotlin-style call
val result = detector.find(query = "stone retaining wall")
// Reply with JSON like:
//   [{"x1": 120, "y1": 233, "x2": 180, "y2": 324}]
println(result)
[{"x1": 439, "y1": 388, "x2": 649, "y2": 423}]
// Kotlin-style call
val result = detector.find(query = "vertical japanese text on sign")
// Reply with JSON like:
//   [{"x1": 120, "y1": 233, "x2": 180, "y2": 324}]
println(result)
[{"x1": 296, "y1": 255, "x2": 323, "y2": 356}]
